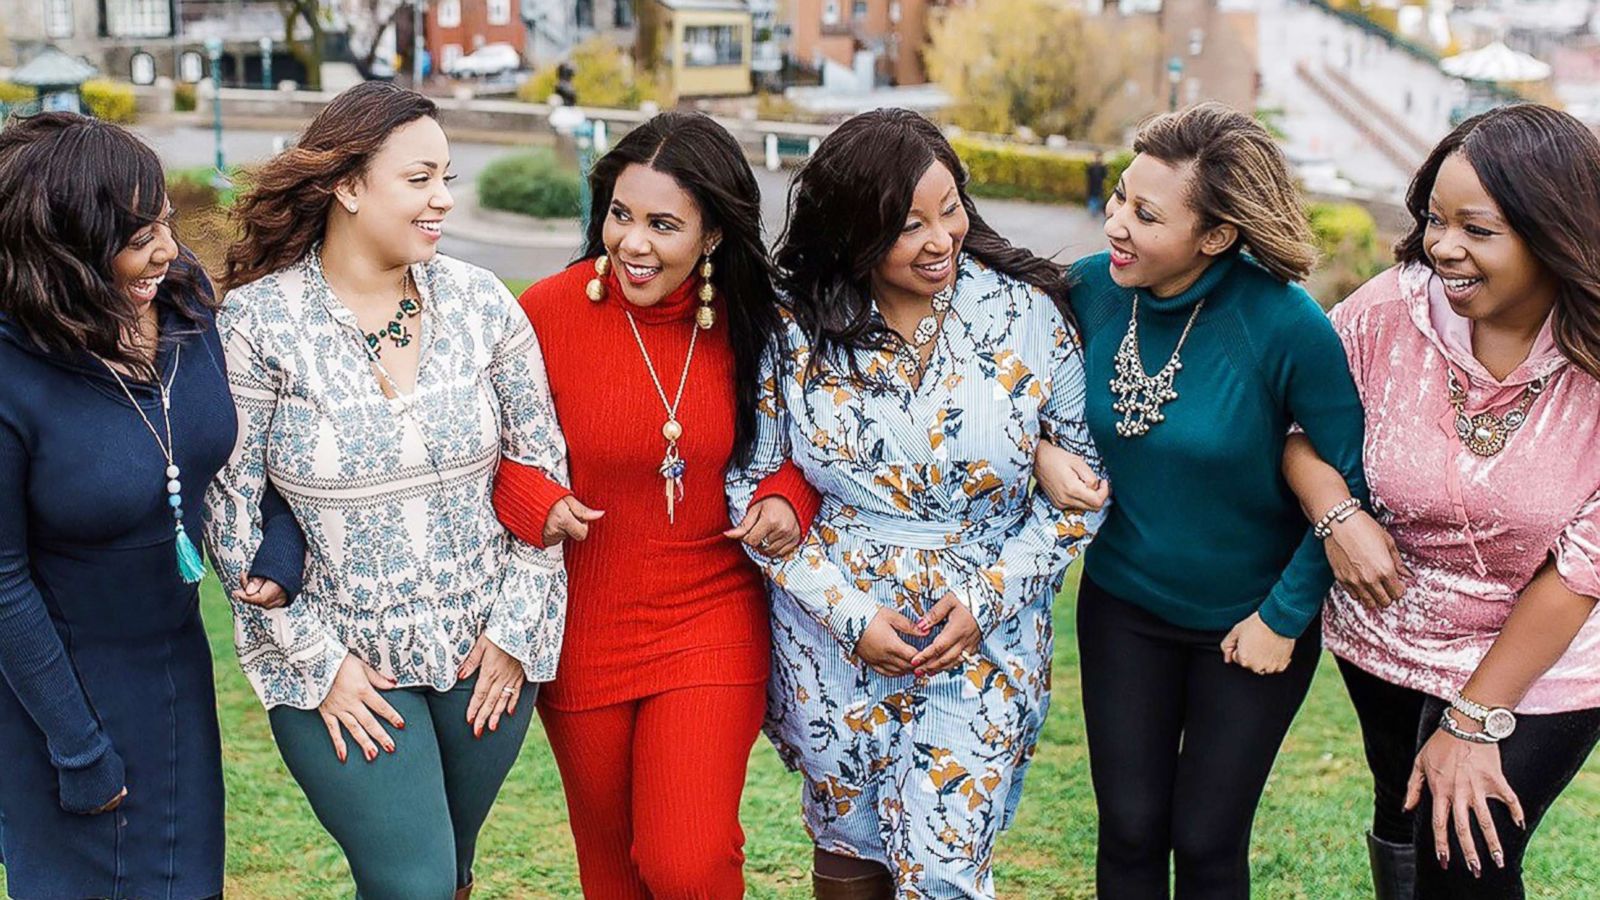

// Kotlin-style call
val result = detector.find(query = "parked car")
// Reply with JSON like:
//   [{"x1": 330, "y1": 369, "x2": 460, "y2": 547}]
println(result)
[{"x1": 446, "y1": 43, "x2": 522, "y2": 78}]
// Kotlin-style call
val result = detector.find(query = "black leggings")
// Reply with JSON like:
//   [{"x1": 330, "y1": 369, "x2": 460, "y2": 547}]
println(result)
[
  {"x1": 1339, "y1": 659, "x2": 1600, "y2": 899},
  {"x1": 1077, "y1": 576, "x2": 1322, "y2": 900}
]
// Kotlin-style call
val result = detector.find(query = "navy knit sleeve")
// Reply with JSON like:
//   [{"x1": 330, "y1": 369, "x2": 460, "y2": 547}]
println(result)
[
  {"x1": 0, "y1": 417, "x2": 126, "y2": 813},
  {"x1": 1256, "y1": 289, "x2": 1370, "y2": 636},
  {"x1": 247, "y1": 481, "x2": 306, "y2": 601}
]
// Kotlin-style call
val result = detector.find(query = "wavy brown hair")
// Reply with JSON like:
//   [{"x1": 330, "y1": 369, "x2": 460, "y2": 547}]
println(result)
[
  {"x1": 1134, "y1": 102, "x2": 1318, "y2": 283},
  {"x1": 0, "y1": 112, "x2": 211, "y2": 377},
  {"x1": 1395, "y1": 103, "x2": 1600, "y2": 379},
  {"x1": 224, "y1": 82, "x2": 438, "y2": 290}
]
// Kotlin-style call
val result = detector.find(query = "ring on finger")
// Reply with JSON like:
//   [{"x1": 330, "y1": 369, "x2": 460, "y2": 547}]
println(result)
[
  {"x1": 501, "y1": 685, "x2": 515, "y2": 696},
  {"x1": 960, "y1": 650, "x2": 980, "y2": 667}
]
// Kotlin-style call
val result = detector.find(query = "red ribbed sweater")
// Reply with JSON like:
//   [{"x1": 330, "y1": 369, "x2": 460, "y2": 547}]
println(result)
[{"x1": 493, "y1": 259, "x2": 819, "y2": 712}]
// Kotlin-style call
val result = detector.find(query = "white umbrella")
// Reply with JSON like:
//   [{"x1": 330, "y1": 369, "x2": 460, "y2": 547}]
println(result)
[{"x1": 1440, "y1": 41, "x2": 1552, "y2": 83}]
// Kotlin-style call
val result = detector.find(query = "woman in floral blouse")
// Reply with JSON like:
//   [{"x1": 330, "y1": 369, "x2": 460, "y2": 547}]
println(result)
[
  {"x1": 727, "y1": 108, "x2": 1104, "y2": 899},
  {"x1": 203, "y1": 82, "x2": 567, "y2": 899}
]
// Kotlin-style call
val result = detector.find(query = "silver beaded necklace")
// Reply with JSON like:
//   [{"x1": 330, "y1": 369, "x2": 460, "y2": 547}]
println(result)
[{"x1": 1109, "y1": 295, "x2": 1205, "y2": 438}]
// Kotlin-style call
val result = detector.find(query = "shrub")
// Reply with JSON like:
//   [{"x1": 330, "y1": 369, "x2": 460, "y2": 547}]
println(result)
[
  {"x1": 478, "y1": 150, "x2": 583, "y2": 220},
  {"x1": 950, "y1": 135, "x2": 1131, "y2": 205},
  {"x1": 82, "y1": 79, "x2": 137, "y2": 123},
  {"x1": 517, "y1": 38, "x2": 660, "y2": 109},
  {"x1": 1308, "y1": 201, "x2": 1388, "y2": 307},
  {"x1": 0, "y1": 82, "x2": 33, "y2": 104},
  {"x1": 175, "y1": 82, "x2": 197, "y2": 113}
]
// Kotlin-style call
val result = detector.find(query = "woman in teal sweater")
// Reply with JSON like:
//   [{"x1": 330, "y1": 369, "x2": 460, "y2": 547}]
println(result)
[{"x1": 1048, "y1": 103, "x2": 1368, "y2": 898}]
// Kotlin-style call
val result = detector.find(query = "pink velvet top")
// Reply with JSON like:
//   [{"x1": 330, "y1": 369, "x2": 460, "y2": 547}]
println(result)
[{"x1": 1323, "y1": 264, "x2": 1600, "y2": 714}]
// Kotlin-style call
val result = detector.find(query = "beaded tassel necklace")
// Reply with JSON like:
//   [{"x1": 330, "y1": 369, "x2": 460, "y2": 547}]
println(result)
[{"x1": 99, "y1": 345, "x2": 206, "y2": 584}]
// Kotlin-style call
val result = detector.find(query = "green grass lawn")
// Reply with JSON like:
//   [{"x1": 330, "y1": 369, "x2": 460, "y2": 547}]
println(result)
[{"x1": 4, "y1": 569, "x2": 1597, "y2": 898}]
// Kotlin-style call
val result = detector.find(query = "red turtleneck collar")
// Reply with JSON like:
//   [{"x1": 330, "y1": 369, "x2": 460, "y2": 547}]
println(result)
[{"x1": 598, "y1": 258, "x2": 706, "y2": 325}]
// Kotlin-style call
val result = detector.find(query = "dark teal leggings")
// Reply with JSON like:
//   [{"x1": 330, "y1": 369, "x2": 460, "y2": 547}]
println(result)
[{"x1": 267, "y1": 676, "x2": 534, "y2": 900}]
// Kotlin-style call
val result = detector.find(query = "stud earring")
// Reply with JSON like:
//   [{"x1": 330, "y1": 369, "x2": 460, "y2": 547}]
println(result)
[
  {"x1": 695, "y1": 249, "x2": 716, "y2": 330},
  {"x1": 586, "y1": 255, "x2": 609, "y2": 302},
  {"x1": 345, "y1": 202, "x2": 358, "y2": 214}
]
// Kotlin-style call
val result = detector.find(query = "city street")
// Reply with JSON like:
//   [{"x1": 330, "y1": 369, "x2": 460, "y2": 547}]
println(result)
[{"x1": 1255, "y1": 0, "x2": 1466, "y2": 196}]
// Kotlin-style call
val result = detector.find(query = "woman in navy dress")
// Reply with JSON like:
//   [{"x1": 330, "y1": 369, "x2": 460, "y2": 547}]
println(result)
[{"x1": 0, "y1": 114, "x2": 301, "y2": 897}]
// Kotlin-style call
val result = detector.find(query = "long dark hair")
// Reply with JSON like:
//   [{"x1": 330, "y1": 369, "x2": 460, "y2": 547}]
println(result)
[
  {"x1": 1395, "y1": 103, "x2": 1600, "y2": 379},
  {"x1": 1132, "y1": 102, "x2": 1317, "y2": 283},
  {"x1": 774, "y1": 107, "x2": 1068, "y2": 379},
  {"x1": 0, "y1": 112, "x2": 210, "y2": 376},
  {"x1": 582, "y1": 111, "x2": 780, "y2": 466},
  {"x1": 225, "y1": 81, "x2": 438, "y2": 290}
]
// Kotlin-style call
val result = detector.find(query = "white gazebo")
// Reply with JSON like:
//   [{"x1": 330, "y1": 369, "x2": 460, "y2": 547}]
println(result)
[{"x1": 1440, "y1": 41, "x2": 1552, "y2": 83}]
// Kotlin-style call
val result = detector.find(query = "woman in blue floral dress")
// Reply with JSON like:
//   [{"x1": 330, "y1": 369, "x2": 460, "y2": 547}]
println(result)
[{"x1": 726, "y1": 108, "x2": 1105, "y2": 899}]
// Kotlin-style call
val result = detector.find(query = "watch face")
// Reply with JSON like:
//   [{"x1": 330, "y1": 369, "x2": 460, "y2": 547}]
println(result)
[{"x1": 1485, "y1": 708, "x2": 1517, "y2": 740}]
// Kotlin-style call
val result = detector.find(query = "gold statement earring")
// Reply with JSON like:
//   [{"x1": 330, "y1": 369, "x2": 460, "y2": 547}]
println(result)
[
  {"x1": 695, "y1": 249, "x2": 716, "y2": 330},
  {"x1": 586, "y1": 254, "x2": 609, "y2": 302}
]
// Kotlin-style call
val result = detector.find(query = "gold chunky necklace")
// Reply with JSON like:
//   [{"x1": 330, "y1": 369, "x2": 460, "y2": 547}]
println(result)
[{"x1": 1448, "y1": 368, "x2": 1547, "y2": 457}]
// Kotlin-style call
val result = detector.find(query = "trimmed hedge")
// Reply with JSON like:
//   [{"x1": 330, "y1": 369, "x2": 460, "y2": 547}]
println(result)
[
  {"x1": 478, "y1": 150, "x2": 583, "y2": 220},
  {"x1": 83, "y1": 79, "x2": 136, "y2": 123},
  {"x1": 950, "y1": 135, "x2": 1132, "y2": 205}
]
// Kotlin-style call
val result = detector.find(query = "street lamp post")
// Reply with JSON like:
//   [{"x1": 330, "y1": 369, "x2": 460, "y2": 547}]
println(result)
[
  {"x1": 413, "y1": 2, "x2": 429, "y2": 87},
  {"x1": 1167, "y1": 55, "x2": 1183, "y2": 113},
  {"x1": 259, "y1": 36, "x2": 273, "y2": 90},
  {"x1": 205, "y1": 37, "x2": 226, "y2": 187}
]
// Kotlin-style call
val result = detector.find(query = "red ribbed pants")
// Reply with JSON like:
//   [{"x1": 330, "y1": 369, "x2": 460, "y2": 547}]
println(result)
[{"x1": 539, "y1": 683, "x2": 767, "y2": 899}]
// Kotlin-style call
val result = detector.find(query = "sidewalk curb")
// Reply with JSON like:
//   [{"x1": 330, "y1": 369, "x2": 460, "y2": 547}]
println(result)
[{"x1": 446, "y1": 193, "x2": 584, "y2": 250}]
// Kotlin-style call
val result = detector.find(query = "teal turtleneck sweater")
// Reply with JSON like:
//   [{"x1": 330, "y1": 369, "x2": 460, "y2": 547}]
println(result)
[{"x1": 1068, "y1": 251, "x2": 1367, "y2": 637}]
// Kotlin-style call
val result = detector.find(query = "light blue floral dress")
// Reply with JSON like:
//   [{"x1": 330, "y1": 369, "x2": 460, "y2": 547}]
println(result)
[
  {"x1": 727, "y1": 255, "x2": 1106, "y2": 898},
  {"x1": 204, "y1": 251, "x2": 569, "y2": 710}
]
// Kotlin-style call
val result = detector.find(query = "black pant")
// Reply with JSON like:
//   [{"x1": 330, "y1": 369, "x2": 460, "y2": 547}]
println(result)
[
  {"x1": 1339, "y1": 659, "x2": 1600, "y2": 899},
  {"x1": 1077, "y1": 576, "x2": 1322, "y2": 900}
]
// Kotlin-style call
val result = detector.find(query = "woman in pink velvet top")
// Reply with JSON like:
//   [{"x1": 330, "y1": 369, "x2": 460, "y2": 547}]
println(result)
[{"x1": 1284, "y1": 104, "x2": 1600, "y2": 900}]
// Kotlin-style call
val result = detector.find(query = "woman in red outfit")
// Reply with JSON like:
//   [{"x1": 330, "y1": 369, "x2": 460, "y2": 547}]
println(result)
[{"x1": 492, "y1": 112, "x2": 819, "y2": 898}]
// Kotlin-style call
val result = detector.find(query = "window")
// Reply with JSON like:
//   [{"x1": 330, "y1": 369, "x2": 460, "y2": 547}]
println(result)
[
  {"x1": 488, "y1": 0, "x2": 512, "y2": 25},
  {"x1": 436, "y1": 0, "x2": 461, "y2": 28},
  {"x1": 613, "y1": 0, "x2": 633, "y2": 28},
  {"x1": 822, "y1": 0, "x2": 839, "y2": 25},
  {"x1": 103, "y1": 0, "x2": 171, "y2": 38},
  {"x1": 683, "y1": 24, "x2": 742, "y2": 67},
  {"x1": 889, "y1": 0, "x2": 901, "y2": 23},
  {"x1": 852, "y1": 0, "x2": 867, "y2": 19},
  {"x1": 575, "y1": 0, "x2": 595, "y2": 28},
  {"x1": 44, "y1": 0, "x2": 73, "y2": 38}
]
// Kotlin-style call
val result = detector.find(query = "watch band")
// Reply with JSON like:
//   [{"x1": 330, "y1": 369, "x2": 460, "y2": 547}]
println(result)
[{"x1": 1449, "y1": 691, "x2": 1492, "y2": 723}]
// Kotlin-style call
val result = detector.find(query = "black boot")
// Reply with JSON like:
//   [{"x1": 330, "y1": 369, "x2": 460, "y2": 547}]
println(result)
[
  {"x1": 1367, "y1": 831, "x2": 1417, "y2": 900},
  {"x1": 812, "y1": 868, "x2": 895, "y2": 900}
]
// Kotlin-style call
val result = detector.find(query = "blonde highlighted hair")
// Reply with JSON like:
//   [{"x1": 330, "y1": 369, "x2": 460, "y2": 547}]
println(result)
[{"x1": 1133, "y1": 102, "x2": 1317, "y2": 284}]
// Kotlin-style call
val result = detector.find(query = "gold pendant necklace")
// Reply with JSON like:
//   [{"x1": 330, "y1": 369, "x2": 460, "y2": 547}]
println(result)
[
  {"x1": 1448, "y1": 368, "x2": 1547, "y2": 457},
  {"x1": 624, "y1": 310, "x2": 700, "y2": 524}
]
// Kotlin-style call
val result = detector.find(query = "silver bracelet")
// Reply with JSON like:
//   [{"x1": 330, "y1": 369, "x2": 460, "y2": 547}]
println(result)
[
  {"x1": 1313, "y1": 497, "x2": 1361, "y2": 540},
  {"x1": 1439, "y1": 708, "x2": 1502, "y2": 744}
]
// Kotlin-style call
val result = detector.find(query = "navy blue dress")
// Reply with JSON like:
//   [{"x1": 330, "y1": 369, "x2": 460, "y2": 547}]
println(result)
[{"x1": 0, "y1": 300, "x2": 302, "y2": 899}]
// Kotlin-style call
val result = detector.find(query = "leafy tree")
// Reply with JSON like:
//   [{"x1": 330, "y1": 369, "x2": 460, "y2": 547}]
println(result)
[
  {"x1": 518, "y1": 39, "x2": 661, "y2": 109},
  {"x1": 926, "y1": 0, "x2": 1158, "y2": 143}
]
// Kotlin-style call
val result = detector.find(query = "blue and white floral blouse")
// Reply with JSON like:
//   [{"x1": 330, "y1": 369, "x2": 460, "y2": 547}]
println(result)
[
  {"x1": 204, "y1": 251, "x2": 569, "y2": 710},
  {"x1": 726, "y1": 255, "x2": 1106, "y2": 893}
]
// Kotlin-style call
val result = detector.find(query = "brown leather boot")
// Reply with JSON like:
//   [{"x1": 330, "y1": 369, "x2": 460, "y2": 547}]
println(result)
[
  {"x1": 453, "y1": 878, "x2": 473, "y2": 900},
  {"x1": 812, "y1": 868, "x2": 895, "y2": 900}
]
